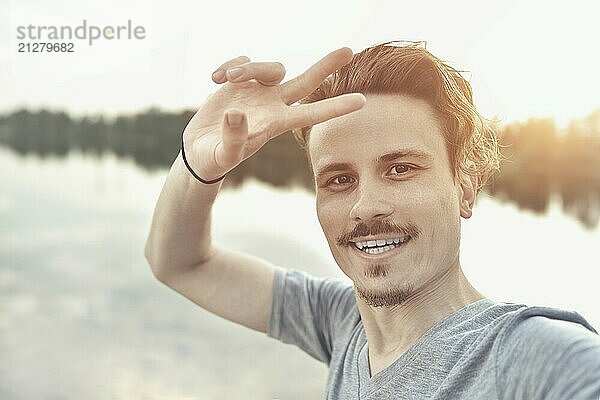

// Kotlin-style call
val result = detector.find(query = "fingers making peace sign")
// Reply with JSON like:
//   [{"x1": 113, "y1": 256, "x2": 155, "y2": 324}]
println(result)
[{"x1": 182, "y1": 47, "x2": 366, "y2": 182}]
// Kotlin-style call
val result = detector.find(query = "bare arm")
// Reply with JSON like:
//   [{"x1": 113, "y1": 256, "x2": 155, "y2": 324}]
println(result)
[
  {"x1": 144, "y1": 152, "x2": 278, "y2": 332},
  {"x1": 144, "y1": 48, "x2": 365, "y2": 334}
]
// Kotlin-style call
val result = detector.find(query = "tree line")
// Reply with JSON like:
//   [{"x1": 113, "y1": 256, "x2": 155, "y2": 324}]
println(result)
[{"x1": 1, "y1": 107, "x2": 599, "y2": 228}]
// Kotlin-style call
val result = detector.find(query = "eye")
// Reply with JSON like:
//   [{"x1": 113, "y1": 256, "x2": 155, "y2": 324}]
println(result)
[
  {"x1": 389, "y1": 164, "x2": 414, "y2": 175},
  {"x1": 329, "y1": 175, "x2": 355, "y2": 186}
]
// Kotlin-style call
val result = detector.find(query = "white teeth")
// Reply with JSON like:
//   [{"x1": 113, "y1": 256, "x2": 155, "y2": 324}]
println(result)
[
  {"x1": 352, "y1": 235, "x2": 412, "y2": 254},
  {"x1": 366, "y1": 244, "x2": 394, "y2": 254}
]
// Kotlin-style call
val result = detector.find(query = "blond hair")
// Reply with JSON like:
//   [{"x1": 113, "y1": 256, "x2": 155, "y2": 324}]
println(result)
[{"x1": 293, "y1": 41, "x2": 500, "y2": 192}]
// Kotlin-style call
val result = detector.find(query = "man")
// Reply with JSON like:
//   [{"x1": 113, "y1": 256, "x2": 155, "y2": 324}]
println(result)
[{"x1": 144, "y1": 42, "x2": 600, "y2": 399}]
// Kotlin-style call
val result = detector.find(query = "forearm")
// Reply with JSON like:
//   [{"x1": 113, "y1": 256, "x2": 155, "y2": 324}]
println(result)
[{"x1": 144, "y1": 150, "x2": 222, "y2": 279}]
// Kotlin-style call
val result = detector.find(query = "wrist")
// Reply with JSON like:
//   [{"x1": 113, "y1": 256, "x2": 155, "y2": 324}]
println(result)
[{"x1": 180, "y1": 135, "x2": 227, "y2": 184}]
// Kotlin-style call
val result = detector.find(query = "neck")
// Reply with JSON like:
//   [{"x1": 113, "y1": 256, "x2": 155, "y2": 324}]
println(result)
[{"x1": 355, "y1": 258, "x2": 484, "y2": 370}]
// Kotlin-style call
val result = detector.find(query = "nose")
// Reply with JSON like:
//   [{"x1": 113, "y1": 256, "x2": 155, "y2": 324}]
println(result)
[{"x1": 349, "y1": 183, "x2": 395, "y2": 222}]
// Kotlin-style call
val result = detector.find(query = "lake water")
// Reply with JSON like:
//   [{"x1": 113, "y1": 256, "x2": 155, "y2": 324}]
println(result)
[{"x1": 1, "y1": 147, "x2": 599, "y2": 399}]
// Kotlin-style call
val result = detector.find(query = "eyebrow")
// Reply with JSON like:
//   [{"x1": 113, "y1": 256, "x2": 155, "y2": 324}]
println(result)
[
  {"x1": 376, "y1": 149, "x2": 434, "y2": 164},
  {"x1": 315, "y1": 148, "x2": 434, "y2": 182},
  {"x1": 315, "y1": 162, "x2": 354, "y2": 182}
]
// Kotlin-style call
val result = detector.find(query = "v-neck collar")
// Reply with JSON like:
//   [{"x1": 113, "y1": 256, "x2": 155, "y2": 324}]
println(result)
[{"x1": 356, "y1": 298, "x2": 495, "y2": 397}]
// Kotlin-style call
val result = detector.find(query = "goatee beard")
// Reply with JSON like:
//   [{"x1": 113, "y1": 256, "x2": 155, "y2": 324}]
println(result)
[{"x1": 355, "y1": 280, "x2": 415, "y2": 307}]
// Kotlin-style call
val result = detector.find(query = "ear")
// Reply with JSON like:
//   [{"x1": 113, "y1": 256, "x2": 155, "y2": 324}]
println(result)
[{"x1": 457, "y1": 162, "x2": 478, "y2": 219}]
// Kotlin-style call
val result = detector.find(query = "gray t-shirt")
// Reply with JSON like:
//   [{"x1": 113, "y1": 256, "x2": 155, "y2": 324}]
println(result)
[{"x1": 267, "y1": 267, "x2": 600, "y2": 399}]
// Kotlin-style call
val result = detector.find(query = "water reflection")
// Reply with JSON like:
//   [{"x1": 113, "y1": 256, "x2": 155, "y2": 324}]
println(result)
[
  {"x1": 1, "y1": 108, "x2": 599, "y2": 227},
  {"x1": 487, "y1": 116, "x2": 600, "y2": 228},
  {"x1": 1, "y1": 133, "x2": 599, "y2": 399},
  {"x1": 0, "y1": 147, "x2": 331, "y2": 400}
]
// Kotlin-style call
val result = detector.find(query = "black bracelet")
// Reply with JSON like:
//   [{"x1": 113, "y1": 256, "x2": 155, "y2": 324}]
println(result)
[{"x1": 181, "y1": 134, "x2": 226, "y2": 184}]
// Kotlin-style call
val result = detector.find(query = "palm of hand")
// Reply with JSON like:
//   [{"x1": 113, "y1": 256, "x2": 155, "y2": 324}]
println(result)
[{"x1": 180, "y1": 47, "x2": 365, "y2": 182}]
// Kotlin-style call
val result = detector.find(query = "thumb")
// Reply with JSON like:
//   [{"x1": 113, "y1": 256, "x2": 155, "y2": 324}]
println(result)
[{"x1": 215, "y1": 109, "x2": 248, "y2": 170}]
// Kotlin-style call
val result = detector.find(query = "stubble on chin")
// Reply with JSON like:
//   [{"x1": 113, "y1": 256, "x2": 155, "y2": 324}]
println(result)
[{"x1": 354, "y1": 266, "x2": 415, "y2": 307}]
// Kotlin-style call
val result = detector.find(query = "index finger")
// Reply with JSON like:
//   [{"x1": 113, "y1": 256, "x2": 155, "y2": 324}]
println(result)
[
  {"x1": 280, "y1": 47, "x2": 354, "y2": 105},
  {"x1": 284, "y1": 93, "x2": 366, "y2": 130}
]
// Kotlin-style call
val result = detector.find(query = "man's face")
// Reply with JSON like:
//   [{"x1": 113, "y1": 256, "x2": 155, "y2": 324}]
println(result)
[{"x1": 308, "y1": 94, "x2": 471, "y2": 307}]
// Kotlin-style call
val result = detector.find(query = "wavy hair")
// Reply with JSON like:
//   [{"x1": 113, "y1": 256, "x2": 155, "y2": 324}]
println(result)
[{"x1": 293, "y1": 41, "x2": 500, "y2": 192}]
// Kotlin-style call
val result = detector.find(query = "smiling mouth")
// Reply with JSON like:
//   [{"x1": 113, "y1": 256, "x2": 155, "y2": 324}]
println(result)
[{"x1": 349, "y1": 235, "x2": 411, "y2": 255}]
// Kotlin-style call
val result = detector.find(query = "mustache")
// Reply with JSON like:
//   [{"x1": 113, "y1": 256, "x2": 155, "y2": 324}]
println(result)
[{"x1": 336, "y1": 220, "x2": 421, "y2": 246}]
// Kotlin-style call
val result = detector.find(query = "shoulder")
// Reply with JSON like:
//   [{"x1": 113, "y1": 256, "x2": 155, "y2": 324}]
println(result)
[
  {"x1": 494, "y1": 304, "x2": 600, "y2": 400},
  {"x1": 273, "y1": 267, "x2": 355, "y2": 312},
  {"x1": 276, "y1": 267, "x2": 354, "y2": 295},
  {"x1": 497, "y1": 305, "x2": 599, "y2": 351}
]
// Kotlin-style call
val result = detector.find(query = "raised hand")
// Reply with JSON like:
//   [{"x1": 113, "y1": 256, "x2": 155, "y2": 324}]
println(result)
[{"x1": 181, "y1": 47, "x2": 366, "y2": 182}]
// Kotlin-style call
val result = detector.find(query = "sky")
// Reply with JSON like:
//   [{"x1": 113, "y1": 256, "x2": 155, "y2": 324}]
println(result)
[{"x1": 2, "y1": 0, "x2": 600, "y2": 128}]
